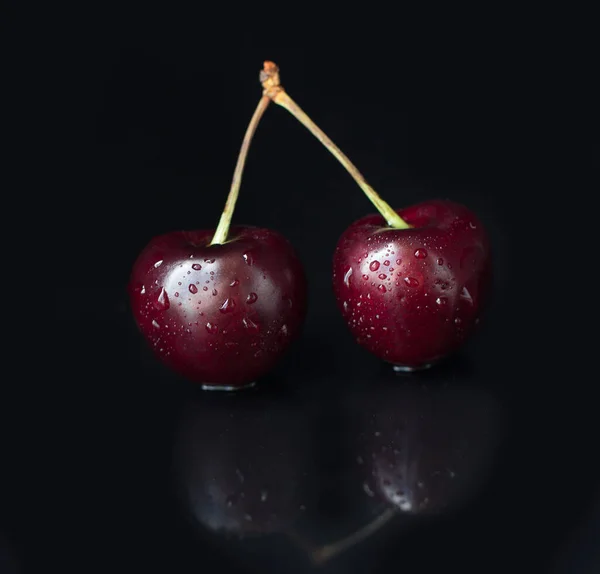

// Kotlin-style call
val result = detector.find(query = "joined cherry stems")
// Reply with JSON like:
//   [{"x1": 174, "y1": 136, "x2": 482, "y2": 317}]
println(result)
[{"x1": 260, "y1": 61, "x2": 411, "y2": 230}]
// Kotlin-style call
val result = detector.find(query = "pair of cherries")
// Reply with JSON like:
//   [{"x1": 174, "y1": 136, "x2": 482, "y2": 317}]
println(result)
[{"x1": 129, "y1": 62, "x2": 491, "y2": 390}]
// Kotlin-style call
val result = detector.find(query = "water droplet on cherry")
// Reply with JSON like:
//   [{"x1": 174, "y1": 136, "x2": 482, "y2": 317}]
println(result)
[
  {"x1": 362, "y1": 274, "x2": 369, "y2": 280},
  {"x1": 219, "y1": 298, "x2": 236, "y2": 313},
  {"x1": 436, "y1": 296, "x2": 448, "y2": 306},
  {"x1": 369, "y1": 261, "x2": 380, "y2": 271},
  {"x1": 414, "y1": 248, "x2": 427, "y2": 259},
  {"x1": 437, "y1": 258, "x2": 444, "y2": 265},
  {"x1": 205, "y1": 322, "x2": 218, "y2": 334},
  {"x1": 378, "y1": 284, "x2": 387, "y2": 293},
  {"x1": 384, "y1": 260, "x2": 390, "y2": 266},
  {"x1": 343, "y1": 266, "x2": 353, "y2": 287},
  {"x1": 378, "y1": 273, "x2": 387, "y2": 280},
  {"x1": 242, "y1": 251, "x2": 254, "y2": 266},
  {"x1": 242, "y1": 317, "x2": 260, "y2": 331},
  {"x1": 192, "y1": 263, "x2": 202, "y2": 270},
  {"x1": 229, "y1": 279, "x2": 239, "y2": 287},
  {"x1": 154, "y1": 287, "x2": 170, "y2": 310},
  {"x1": 189, "y1": 284, "x2": 198, "y2": 294},
  {"x1": 404, "y1": 277, "x2": 419, "y2": 288},
  {"x1": 154, "y1": 260, "x2": 163, "y2": 268},
  {"x1": 152, "y1": 319, "x2": 160, "y2": 328},
  {"x1": 246, "y1": 292, "x2": 258, "y2": 304},
  {"x1": 204, "y1": 258, "x2": 215, "y2": 263}
]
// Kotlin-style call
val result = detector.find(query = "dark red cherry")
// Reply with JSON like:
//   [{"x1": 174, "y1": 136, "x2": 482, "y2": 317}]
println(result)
[
  {"x1": 128, "y1": 226, "x2": 306, "y2": 389},
  {"x1": 333, "y1": 200, "x2": 491, "y2": 369}
]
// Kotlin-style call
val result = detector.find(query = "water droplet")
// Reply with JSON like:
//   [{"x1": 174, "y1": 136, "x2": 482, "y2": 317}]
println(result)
[
  {"x1": 343, "y1": 301, "x2": 349, "y2": 312},
  {"x1": 343, "y1": 266, "x2": 353, "y2": 287},
  {"x1": 205, "y1": 322, "x2": 218, "y2": 334},
  {"x1": 189, "y1": 284, "x2": 198, "y2": 294},
  {"x1": 140, "y1": 286, "x2": 146, "y2": 294},
  {"x1": 460, "y1": 286, "x2": 473, "y2": 304},
  {"x1": 447, "y1": 263, "x2": 453, "y2": 269},
  {"x1": 204, "y1": 258, "x2": 215, "y2": 263},
  {"x1": 469, "y1": 221, "x2": 477, "y2": 229},
  {"x1": 219, "y1": 297, "x2": 236, "y2": 313},
  {"x1": 242, "y1": 251, "x2": 254, "y2": 266},
  {"x1": 396, "y1": 259, "x2": 402, "y2": 265},
  {"x1": 245, "y1": 292, "x2": 258, "y2": 305},
  {"x1": 192, "y1": 263, "x2": 202, "y2": 270},
  {"x1": 454, "y1": 317, "x2": 462, "y2": 325},
  {"x1": 378, "y1": 273, "x2": 387, "y2": 280},
  {"x1": 362, "y1": 274, "x2": 369, "y2": 280},
  {"x1": 212, "y1": 289, "x2": 218, "y2": 296},
  {"x1": 242, "y1": 317, "x2": 260, "y2": 331},
  {"x1": 384, "y1": 260, "x2": 390, "y2": 266},
  {"x1": 437, "y1": 257, "x2": 444, "y2": 265},
  {"x1": 369, "y1": 260, "x2": 380, "y2": 272},
  {"x1": 152, "y1": 320, "x2": 160, "y2": 329},
  {"x1": 202, "y1": 286, "x2": 208, "y2": 291},
  {"x1": 279, "y1": 324, "x2": 288, "y2": 336},
  {"x1": 378, "y1": 284, "x2": 387, "y2": 293},
  {"x1": 154, "y1": 260, "x2": 163, "y2": 268},
  {"x1": 404, "y1": 277, "x2": 419, "y2": 288},
  {"x1": 229, "y1": 279, "x2": 239, "y2": 287},
  {"x1": 154, "y1": 287, "x2": 170, "y2": 310},
  {"x1": 436, "y1": 296, "x2": 448, "y2": 306},
  {"x1": 414, "y1": 248, "x2": 427, "y2": 259}
]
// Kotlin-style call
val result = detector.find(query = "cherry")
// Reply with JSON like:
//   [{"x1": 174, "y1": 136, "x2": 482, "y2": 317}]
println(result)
[
  {"x1": 332, "y1": 200, "x2": 491, "y2": 368},
  {"x1": 129, "y1": 82, "x2": 307, "y2": 389},
  {"x1": 261, "y1": 62, "x2": 491, "y2": 370}
]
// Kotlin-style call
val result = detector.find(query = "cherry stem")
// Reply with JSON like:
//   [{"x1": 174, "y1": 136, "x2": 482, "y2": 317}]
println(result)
[
  {"x1": 260, "y1": 61, "x2": 411, "y2": 230},
  {"x1": 209, "y1": 95, "x2": 271, "y2": 246}
]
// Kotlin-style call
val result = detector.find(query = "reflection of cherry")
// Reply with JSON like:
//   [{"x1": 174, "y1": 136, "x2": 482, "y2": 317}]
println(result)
[
  {"x1": 172, "y1": 392, "x2": 312, "y2": 537},
  {"x1": 351, "y1": 370, "x2": 502, "y2": 515}
]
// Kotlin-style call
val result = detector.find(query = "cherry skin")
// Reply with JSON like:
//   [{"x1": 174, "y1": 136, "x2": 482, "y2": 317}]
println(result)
[
  {"x1": 332, "y1": 200, "x2": 491, "y2": 369},
  {"x1": 128, "y1": 225, "x2": 306, "y2": 388}
]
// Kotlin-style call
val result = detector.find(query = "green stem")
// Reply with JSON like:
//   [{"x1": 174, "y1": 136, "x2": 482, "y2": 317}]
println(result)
[
  {"x1": 210, "y1": 95, "x2": 271, "y2": 245},
  {"x1": 261, "y1": 61, "x2": 411, "y2": 230}
]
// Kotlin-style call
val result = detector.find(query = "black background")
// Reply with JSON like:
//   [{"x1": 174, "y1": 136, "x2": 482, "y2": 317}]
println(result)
[{"x1": 4, "y1": 4, "x2": 598, "y2": 574}]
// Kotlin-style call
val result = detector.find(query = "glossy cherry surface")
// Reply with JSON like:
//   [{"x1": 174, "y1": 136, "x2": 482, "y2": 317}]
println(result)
[
  {"x1": 332, "y1": 200, "x2": 491, "y2": 369},
  {"x1": 128, "y1": 226, "x2": 307, "y2": 388}
]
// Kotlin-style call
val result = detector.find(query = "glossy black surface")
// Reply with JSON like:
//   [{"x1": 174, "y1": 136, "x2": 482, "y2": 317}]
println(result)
[{"x1": 7, "y1": 8, "x2": 597, "y2": 574}]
